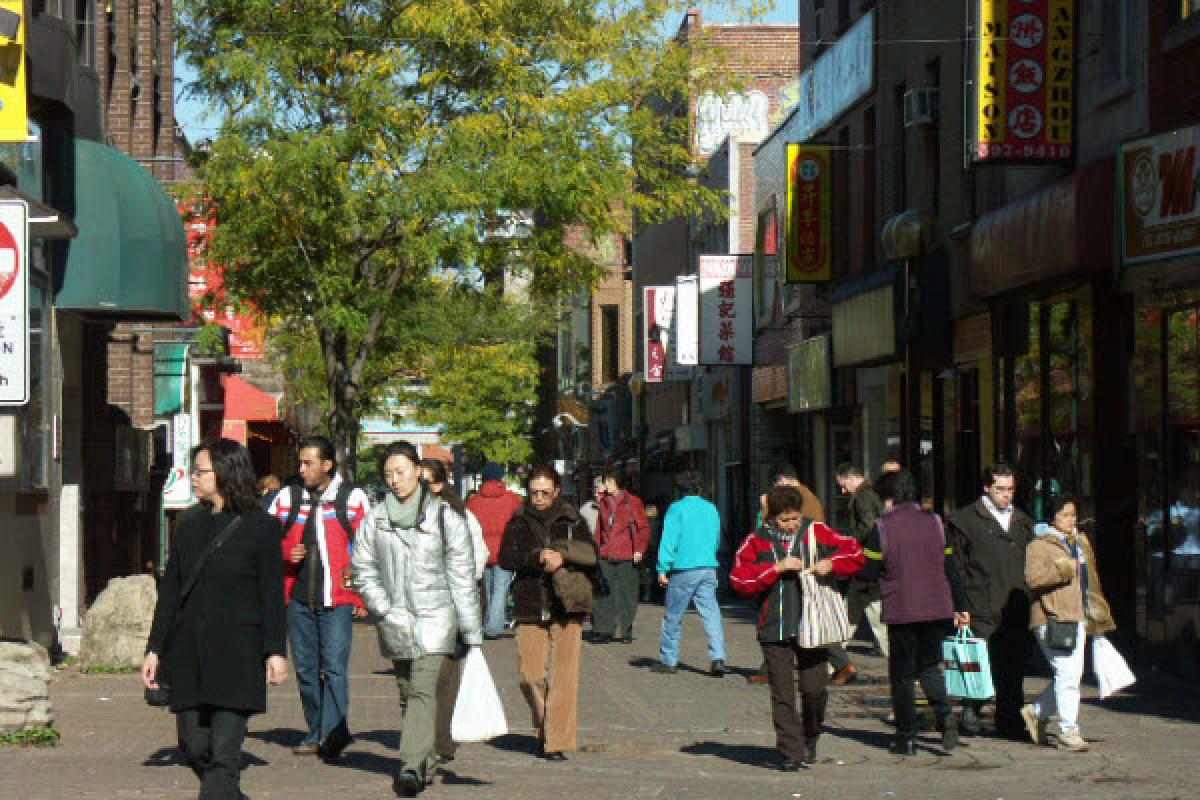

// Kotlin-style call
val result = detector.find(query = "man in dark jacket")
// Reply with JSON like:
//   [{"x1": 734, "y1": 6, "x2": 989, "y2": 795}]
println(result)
[
  {"x1": 945, "y1": 463, "x2": 1035, "y2": 738},
  {"x1": 858, "y1": 469, "x2": 969, "y2": 756}
]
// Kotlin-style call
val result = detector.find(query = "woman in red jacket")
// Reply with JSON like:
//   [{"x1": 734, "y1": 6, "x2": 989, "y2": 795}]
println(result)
[
  {"x1": 731, "y1": 486, "x2": 864, "y2": 771},
  {"x1": 590, "y1": 467, "x2": 651, "y2": 644}
]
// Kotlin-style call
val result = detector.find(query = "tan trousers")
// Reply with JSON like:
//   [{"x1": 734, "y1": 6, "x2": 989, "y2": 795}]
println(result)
[{"x1": 516, "y1": 618, "x2": 583, "y2": 753}]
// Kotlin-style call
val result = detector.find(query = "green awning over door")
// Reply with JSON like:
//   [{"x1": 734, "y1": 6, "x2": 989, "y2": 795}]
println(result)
[{"x1": 154, "y1": 344, "x2": 190, "y2": 416}]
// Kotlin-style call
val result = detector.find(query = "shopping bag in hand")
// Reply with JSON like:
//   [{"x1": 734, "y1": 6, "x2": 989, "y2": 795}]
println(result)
[
  {"x1": 1092, "y1": 636, "x2": 1135, "y2": 699},
  {"x1": 942, "y1": 627, "x2": 995, "y2": 700},
  {"x1": 451, "y1": 646, "x2": 508, "y2": 743}
]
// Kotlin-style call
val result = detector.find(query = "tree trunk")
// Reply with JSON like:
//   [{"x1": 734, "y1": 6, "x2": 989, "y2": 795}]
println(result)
[{"x1": 329, "y1": 386, "x2": 359, "y2": 484}]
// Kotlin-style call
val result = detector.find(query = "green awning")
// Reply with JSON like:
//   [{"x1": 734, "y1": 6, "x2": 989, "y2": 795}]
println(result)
[
  {"x1": 154, "y1": 344, "x2": 190, "y2": 416},
  {"x1": 56, "y1": 139, "x2": 187, "y2": 319}
]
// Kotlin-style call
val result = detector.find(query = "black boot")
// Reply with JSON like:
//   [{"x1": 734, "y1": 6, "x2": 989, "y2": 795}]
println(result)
[
  {"x1": 940, "y1": 714, "x2": 959, "y2": 751},
  {"x1": 960, "y1": 703, "x2": 981, "y2": 736},
  {"x1": 802, "y1": 736, "x2": 819, "y2": 765},
  {"x1": 889, "y1": 737, "x2": 917, "y2": 756}
]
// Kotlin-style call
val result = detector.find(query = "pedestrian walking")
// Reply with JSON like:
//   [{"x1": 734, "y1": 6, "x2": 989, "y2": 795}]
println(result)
[
  {"x1": 1022, "y1": 494, "x2": 1117, "y2": 752},
  {"x1": 747, "y1": 464, "x2": 826, "y2": 685},
  {"x1": 467, "y1": 462, "x2": 525, "y2": 638},
  {"x1": 419, "y1": 458, "x2": 489, "y2": 768},
  {"x1": 579, "y1": 475, "x2": 606, "y2": 537},
  {"x1": 731, "y1": 486, "x2": 864, "y2": 770},
  {"x1": 498, "y1": 464, "x2": 599, "y2": 761},
  {"x1": 142, "y1": 439, "x2": 288, "y2": 800},
  {"x1": 591, "y1": 466, "x2": 651, "y2": 644},
  {"x1": 827, "y1": 463, "x2": 889, "y2": 686},
  {"x1": 352, "y1": 441, "x2": 484, "y2": 797},
  {"x1": 268, "y1": 436, "x2": 371, "y2": 759},
  {"x1": 945, "y1": 463, "x2": 1035, "y2": 738},
  {"x1": 652, "y1": 476, "x2": 727, "y2": 676},
  {"x1": 857, "y1": 469, "x2": 970, "y2": 756}
]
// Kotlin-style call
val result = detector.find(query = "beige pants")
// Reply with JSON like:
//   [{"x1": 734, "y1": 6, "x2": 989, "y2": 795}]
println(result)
[{"x1": 516, "y1": 619, "x2": 583, "y2": 753}]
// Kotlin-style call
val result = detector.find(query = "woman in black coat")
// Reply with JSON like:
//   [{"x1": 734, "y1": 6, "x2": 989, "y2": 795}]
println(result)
[{"x1": 142, "y1": 438, "x2": 288, "y2": 800}]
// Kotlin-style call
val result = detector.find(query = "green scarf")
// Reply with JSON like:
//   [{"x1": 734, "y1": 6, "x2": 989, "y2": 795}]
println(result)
[{"x1": 386, "y1": 487, "x2": 423, "y2": 529}]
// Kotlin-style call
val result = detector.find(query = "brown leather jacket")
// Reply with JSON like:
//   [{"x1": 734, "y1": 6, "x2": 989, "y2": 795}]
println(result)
[{"x1": 1025, "y1": 530, "x2": 1115, "y2": 636}]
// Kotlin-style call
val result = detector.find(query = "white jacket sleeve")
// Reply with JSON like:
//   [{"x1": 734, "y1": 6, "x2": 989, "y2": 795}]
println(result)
[
  {"x1": 466, "y1": 510, "x2": 489, "y2": 581},
  {"x1": 351, "y1": 507, "x2": 391, "y2": 617}
]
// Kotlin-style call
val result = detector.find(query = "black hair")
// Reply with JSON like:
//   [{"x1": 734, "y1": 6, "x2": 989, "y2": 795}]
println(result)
[
  {"x1": 765, "y1": 486, "x2": 805, "y2": 519},
  {"x1": 767, "y1": 463, "x2": 799, "y2": 487},
  {"x1": 603, "y1": 465, "x2": 628, "y2": 491},
  {"x1": 420, "y1": 458, "x2": 467, "y2": 516},
  {"x1": 378, "y1": 440, "x2": 421, "y2": 475},
  {"x1": 835, "y1": 462, "x2": 865, "y2": 479},
  {"x1": 1045, "y1": 493, "x2": 1078, "y2": 522},
  {"x1": 299, "y1": 435, "x2": 337, "y2": 476},
  {"x1": 192, "y1": 438, "x2": 259, "y2": 515},
  {"x1": 982, "y1": 462, "x2": 1016, "y2": 489},
  {"x1": 874, "y1": 469, "x2": 918, "y2": 505},
  {"x1": 530, "y1": 464, "x2": 564, "y2": 490}
]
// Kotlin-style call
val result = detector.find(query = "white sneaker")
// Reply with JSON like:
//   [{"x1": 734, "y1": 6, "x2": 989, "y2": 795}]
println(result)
[
  {"x1": 1020, "y1": 704, "x2": 1043, "y2": 745},
  {"x1": 1054, "y1": 728, "x2": 1089, "y2": 752}
]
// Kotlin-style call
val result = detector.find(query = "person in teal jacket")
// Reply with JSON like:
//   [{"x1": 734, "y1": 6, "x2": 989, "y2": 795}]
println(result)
[{"x1": 652, "y1": 477, "x2": 727, "y2": 676}]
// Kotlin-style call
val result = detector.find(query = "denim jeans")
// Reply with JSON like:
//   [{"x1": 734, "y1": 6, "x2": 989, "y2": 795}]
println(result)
[
  {"x1": 659, "y1": 568, "x2": 726, "y2": 667},
  {"x1": 483, "y1": 565, "x2": 514, "y2": 637},
  {"x1": 1031, "y1": 621, "x2": 1087, "y2": 733},
  {"x1": 287, "y1": 601, "x2": 353, "y2": 746}
]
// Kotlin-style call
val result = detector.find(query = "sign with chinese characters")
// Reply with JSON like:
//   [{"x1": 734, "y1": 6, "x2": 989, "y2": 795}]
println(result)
[
  {"x1": 643, "y1": 286, "x2": 690, "y2": 382},
  {"x1": 698, "y1": 255, "x2": 753, "y2": 365},
  {"x1": 974, "y1": 0, "x2": 1075, "y2": 162},
  {"x1": 0, "y1": 199, "x2": 27, "y2": 405},
  {"x1": 695, "y1": 91, "x2": 770, "y2": 156},
  {"x1": 786, "y1": 144, "x2": 832, "y2": 283},
  {"x1": 1119, "y1": 124, "x2": 1200, "y2": 266},
  {"x1": 787, "y1": 335, "x2": 832, "y2": 413},
  {"x1": 675, "y1": 275, "x2": 699, "y2": 366}
]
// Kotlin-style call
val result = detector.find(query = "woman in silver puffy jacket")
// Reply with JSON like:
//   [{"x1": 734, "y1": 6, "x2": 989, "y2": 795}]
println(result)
[{"x1": 352, "y1": 440, "x2": 483, "y2": 797}]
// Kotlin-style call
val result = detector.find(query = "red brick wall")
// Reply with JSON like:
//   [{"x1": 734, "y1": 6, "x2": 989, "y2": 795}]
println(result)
[
  {"x1": 106, "y1": 325, "x2": 156, "y2": 429},
  {"x1": 1149, "y1": 10, "x2": 1200, "y2": 132}
]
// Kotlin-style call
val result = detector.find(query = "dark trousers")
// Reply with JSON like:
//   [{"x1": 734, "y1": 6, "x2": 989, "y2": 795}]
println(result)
[
  {"x1": 760, "y1": 640, "x2": 829, "y2": 760},
  {"x1": 176, "y1": 707, "x2": 249, "y2": 800},
  {"x1": 965, "y1": 622, "x2": 1033, "y2": 733},
  {"x1": 888, "y1": 620, "x2": 953, "y2": 739},
  {"x1": 592, "y1": 559, "x2": 639, "y2": 637}
]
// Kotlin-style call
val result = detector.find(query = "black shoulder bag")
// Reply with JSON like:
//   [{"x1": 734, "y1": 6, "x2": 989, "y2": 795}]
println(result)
[{"x1": 146, "y1": 516, "x2": 242, "y2": 707}]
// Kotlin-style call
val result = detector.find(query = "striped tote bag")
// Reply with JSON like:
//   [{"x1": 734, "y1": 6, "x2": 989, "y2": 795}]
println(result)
[{"x1": 796, "y1": 529, "x2": 853, "y2": 649}]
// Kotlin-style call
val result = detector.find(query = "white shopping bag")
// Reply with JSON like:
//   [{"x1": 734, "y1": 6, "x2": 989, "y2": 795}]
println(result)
[
  {"x1": 1092, "y1": 636, "x2": 1136, "y2": 699},
  {"x1": 451, "y1": 646, "x2": 508, "y2": 743}
]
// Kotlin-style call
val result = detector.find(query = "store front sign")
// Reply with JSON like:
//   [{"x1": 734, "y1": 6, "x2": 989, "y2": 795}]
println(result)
[
  {"x1": 789, "y1": 10, "x2": 875, "y2": 143},
  {"x1": 675, "y1": 276, "x2": 699, "y2": 366},
  {"x1": 832, "y1": 284, "x2": 896, "y2": 367},
  {"x1": 644, "y1": 285, "x2": 690, "y2": 382},
  {"x1": 973, "y1": 0, "x2": 1075, "y2": 162},
  {"x1": 699, "y1": 255, "x2": 753, "y2": 365},
  {"x1": 0, "y1": 198, "x2": 27, "y2": 405},
  {"x1": 786, "y1": 144, "x2": 832, "y2": 283},
  {"x1": 788, "y1": 335, "x2": 832, "y2": 413},
  {"x1": 1119, "y1": 125, "x2": 1200, "y2": 266}
]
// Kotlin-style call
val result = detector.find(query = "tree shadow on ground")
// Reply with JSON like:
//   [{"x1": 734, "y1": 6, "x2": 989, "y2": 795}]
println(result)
[
  {"x1": 679, "y1": 740, "x2": 778, "y2": 769},
  {"x1": 485, "y1": 733, "x2": 540, "y2": 755}
]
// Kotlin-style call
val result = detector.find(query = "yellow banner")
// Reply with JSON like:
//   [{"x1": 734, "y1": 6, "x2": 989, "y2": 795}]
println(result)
[
  {"x1": 786, "y1": 144, "x2": 832, "y2": 283},
  {"x1": 0, "y1": 0, "x2": 27, "y2": 143},
  {"x1": 975, "y1": 0, "x2": 1007, "y2": 150}
]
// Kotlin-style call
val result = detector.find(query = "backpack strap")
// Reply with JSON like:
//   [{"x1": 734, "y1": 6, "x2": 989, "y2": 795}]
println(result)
[
  {"x1": 179, "y1": 517, "x2": 242, "y2": 606},
  {"x1": 334, "y1": 481, "x2": 356, "y2": 537},
  {"x1": 282, "y1": 484, "x2": 304, "y2": 534}
]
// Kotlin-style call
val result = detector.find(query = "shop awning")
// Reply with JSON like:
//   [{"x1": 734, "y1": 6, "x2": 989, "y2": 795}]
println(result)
[
  {"x1": 421, "y1": 443, "x2": 454, "y2": 463},
  {"x1": 154, "y1": 344, "x2": 189, "y2": 416},
  {"x1": 223, "y1": 375, "x2": 278, "y2": 422},
  {"x1": 56, "y1": 139, "x2": 187, "y2": 318}
]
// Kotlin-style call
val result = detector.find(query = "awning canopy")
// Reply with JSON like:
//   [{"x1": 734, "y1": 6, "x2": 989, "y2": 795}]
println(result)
[
  {"x1": 154, "y1": 343, "x2": 189, "y2": 416},
  {"x1": 56, "y1": 139, "x2": 187, "y2": 318},
  {"x1": 223, "y1": 375, "x2": 278, "y2": 422}
]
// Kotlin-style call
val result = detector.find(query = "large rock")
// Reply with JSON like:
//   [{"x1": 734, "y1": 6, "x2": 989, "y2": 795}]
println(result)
[
  {"x1": 0, "y1": 641, "x2": 54, "y2": 733},
  {"x1": 80, "y1": 574, "x2": 158, "y2": 669}
]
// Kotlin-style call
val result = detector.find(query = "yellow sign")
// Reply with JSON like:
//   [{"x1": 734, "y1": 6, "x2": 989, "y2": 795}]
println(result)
[
  {"x1": 785, "y1": 144, "x2": 832, "y2": 283},
  {"x1": 0, "y1": 0, "x2": 26, "y2": 143}
]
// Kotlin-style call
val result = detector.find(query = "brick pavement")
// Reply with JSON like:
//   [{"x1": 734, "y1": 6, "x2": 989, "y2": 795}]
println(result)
[{"x1": 2, "y1": 600, "x2": 1199, "y2": 800}]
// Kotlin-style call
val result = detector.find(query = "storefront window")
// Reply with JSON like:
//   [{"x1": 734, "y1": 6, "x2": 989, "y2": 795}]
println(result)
[{"x1": 17, "y1": 279, "x2": 50, "y2": 489}]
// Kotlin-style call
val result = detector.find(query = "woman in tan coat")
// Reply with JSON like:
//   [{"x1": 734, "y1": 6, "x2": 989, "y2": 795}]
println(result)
[{"x1": 1023, "y1": 494, "x2": 1115, "y2": 752}]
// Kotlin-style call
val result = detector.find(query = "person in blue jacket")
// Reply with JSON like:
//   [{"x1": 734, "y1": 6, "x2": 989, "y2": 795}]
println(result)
[{"x1": 652, "y1": 476, "x2": 727, "y2": 676}]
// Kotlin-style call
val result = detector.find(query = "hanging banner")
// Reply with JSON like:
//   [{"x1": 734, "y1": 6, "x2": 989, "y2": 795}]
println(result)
[
  {"x1": 0, "y1": 198, "x2": 28, "y2": 405},
  {"x1": 973, "y1": 0, "x2": 1075, "y2": 162},
  {"x1": 699, "y1": 255, "x2": 753, "y2": 365},
  {"x1": 675, "y1": 275, "x2": 699, "y2": 366},
  {"x1": 0, "y1": 0, "x2": 27, "y2": 143},
  {"x1": 644, "y1": 286, "x2": 689, "y2": 382},
  {"x1": 1119, "y1": 124, "x2": 1200, "y2": 267},
  {"x1": 786, "y1": 144, "x2": 832, "y2": 283}
]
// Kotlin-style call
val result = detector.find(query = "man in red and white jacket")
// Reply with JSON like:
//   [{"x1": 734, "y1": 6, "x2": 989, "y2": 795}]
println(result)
[
  {"x1": 731, "y1": 485, "x2": 863, "y2": 771},
  {"x1": 268, "y1": 436, "x2": 370, "y2": 759}
]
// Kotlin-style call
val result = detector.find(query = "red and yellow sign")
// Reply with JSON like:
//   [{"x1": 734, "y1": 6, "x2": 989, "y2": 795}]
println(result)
[
  {"x1": 974, "y1": 0, "x2": 1074, "y2": 162},
  {"x1": 786, "y1": 143, "x2": 832, "y2": 283}
]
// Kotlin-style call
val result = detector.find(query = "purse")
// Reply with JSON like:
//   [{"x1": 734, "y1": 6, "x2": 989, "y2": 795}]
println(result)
[
  {"x1": 1045, "y1": 615, "x2": 1080, "y2": 652},
  {"x1": 146, "y1": 517, "x2": 242, "y2": 707}
]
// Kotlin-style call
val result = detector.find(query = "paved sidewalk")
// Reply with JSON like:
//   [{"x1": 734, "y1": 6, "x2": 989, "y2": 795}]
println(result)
[{"x1": 2, "y1": 600, "x2": 1199, "y2": 800}]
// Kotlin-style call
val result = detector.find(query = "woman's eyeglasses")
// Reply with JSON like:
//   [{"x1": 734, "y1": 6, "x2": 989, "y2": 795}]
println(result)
[{"x1": 529, "y1": 489, "x2": 555, "y2": 498}]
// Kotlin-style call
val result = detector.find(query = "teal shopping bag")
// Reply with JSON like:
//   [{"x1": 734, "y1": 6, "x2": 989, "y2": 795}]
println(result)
[{"x1": 942, "y1": 627, "x2": 995, "y2": 700}]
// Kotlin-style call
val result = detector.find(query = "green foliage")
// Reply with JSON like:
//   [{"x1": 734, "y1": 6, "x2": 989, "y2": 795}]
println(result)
[
  {"x1": 0, "y1": 727, "x2": 61, "y2": 747},
  {"x1": 176, "y1": 0, "x2": 753, "y2": 470},
  {"x1": 193, "y1": 323, "x2": 229, "y2": 357}
]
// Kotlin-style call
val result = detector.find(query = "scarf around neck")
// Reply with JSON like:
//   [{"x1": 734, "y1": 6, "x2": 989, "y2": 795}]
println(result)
[{"x1": 386, "y1": 487, "x2": 423, "y2": 529}]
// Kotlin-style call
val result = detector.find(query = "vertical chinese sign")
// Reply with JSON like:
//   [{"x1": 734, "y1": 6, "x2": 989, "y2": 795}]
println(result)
[
  {"x1": 643, "y1": 285, "x2": 673, "y2": 383},
  {"x1": 974, "y1": 0, "x2": 1074, "y2": 162},
  {"x1": 786, "y1": 144, "x2": 832, "y2": 282},
  {"x1": 699, "y1": 255, "x2": 753, "y2": 365}
]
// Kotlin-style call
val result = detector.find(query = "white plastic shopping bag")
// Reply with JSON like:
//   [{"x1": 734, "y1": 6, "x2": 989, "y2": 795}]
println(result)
[
  {"x1": 451, "y1": 646, "x2": 508, "y2": 743},
  {"x1": 1092, "y1": 636, "x2": 1135, "y2": 699}
]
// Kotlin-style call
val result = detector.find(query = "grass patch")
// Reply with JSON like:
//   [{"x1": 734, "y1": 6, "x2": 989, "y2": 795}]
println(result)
[
  {"x1": 81, "y1": 664, "x2": 138, "y2": 674},
  {"x1": 0, "y1": 727, "x2": 61, "y2": 747}
]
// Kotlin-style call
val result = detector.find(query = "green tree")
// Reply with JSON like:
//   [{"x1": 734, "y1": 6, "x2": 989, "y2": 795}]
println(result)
[{"x1": 177, "y1": 0, "x2": 744, "y2": 476}]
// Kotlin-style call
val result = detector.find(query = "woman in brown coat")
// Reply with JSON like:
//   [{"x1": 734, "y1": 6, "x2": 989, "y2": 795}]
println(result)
[
  {"x1": 1023, "y1": 494, "x2": 1116, "y2": 753},
  {"x1": 498, "y1": 464, "x2": 598, "y2": 761}
]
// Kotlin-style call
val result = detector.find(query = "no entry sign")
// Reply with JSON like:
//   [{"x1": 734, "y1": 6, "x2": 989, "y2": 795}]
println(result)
[{"x1": 0, "y1": 199, "x2": 28, "y2": 406}]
